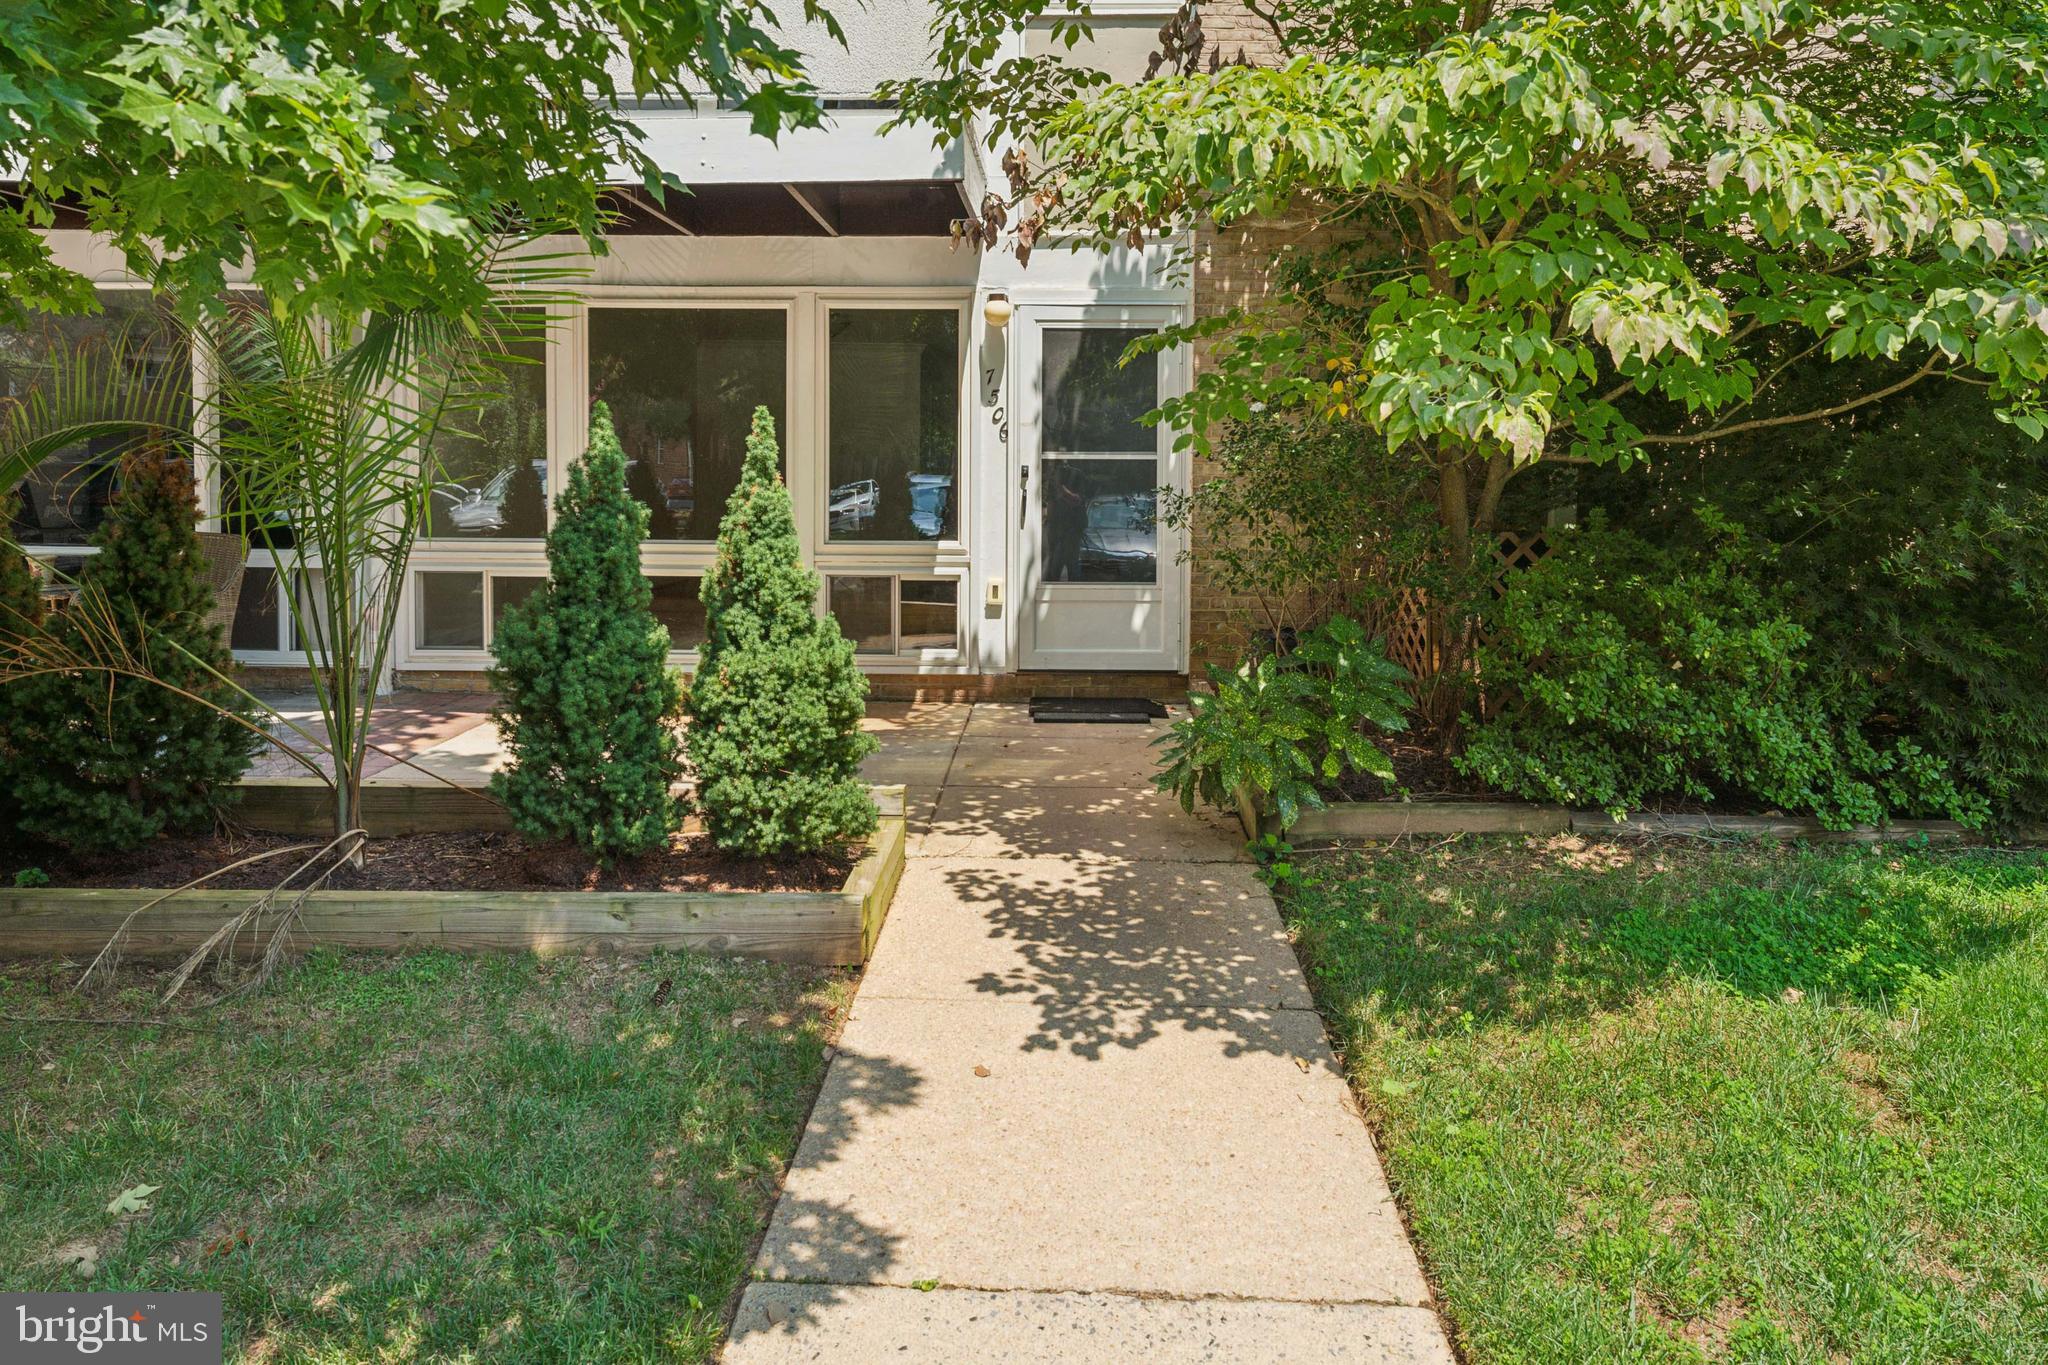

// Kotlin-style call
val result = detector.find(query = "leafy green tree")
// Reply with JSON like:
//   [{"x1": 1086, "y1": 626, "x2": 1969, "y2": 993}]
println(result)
[
  {"x1": 489, "y1": 402, "x2": 685, "y2": 863},
  {"x1": 3, "y1": 448, "x2": 259, "y2": 852},
  {"x1": 686, "y1": 407, "x2": 877, "y2": 857},
  {"x1": 889, "y1": 0, "x2": 2048, "y2": 566},
  {"x1": 0, "y1": 0, "x2": 842, "y2": 325}
]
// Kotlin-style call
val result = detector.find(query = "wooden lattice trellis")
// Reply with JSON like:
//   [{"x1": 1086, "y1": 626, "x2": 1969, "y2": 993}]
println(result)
[
  {"x1": 1381, "y1": 530, "x2": 1551, "y2": 683},
  {"x1": 1493, "y1": 529, "x2": 1552, "y2": 582}
]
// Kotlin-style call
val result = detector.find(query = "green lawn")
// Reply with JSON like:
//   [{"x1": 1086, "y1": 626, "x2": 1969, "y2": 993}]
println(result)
[
  {"x1": 0, "y1": 950, "x2": 849, "y2": 1362},
  {"x1": 1285, "y1": 838, "x2": 2048, "y2": 1363}
]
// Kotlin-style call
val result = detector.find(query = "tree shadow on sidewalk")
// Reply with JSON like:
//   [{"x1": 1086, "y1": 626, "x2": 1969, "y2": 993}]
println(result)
[
  {"x1": 736, "y1": 1046, "x2": 923, "y2": 1336},
  {"x1": 936, "y1": 858, "x2": 1309, "y2": 1061},
  {"x1": 916, "y1": 781, "x2": 1241, "y2": 861}
]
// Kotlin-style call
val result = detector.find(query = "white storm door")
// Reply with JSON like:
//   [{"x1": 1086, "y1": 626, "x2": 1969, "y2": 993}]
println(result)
[{"x1": 1017, "y1": 310, "x2": 1184, "y2": 671}]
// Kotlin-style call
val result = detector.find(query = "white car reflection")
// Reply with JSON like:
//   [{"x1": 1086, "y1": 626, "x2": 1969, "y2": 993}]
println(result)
[
  {"x1": 908, "y1": 473, "x2": 952, "y2": 539},
  {"x1": 1080, "y1": 491, "x2": 1157, "y2": 576},
  {"x1": 433, "y1": 461, "x2": 545, "y2": 534},
  {"x1": 824, "y1": 472, "x2": 954, "y2": 537},
  {"x1": 829, "y1": 478, "x2": 880, "y2": 531}
]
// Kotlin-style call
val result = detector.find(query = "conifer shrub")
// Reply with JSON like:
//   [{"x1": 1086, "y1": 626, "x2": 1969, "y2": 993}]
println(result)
[
  {"x1": 0, "y1": 492, "x2": 42, "y2": 646},
  {"x1": 0, "y1": 493, "x2": 48, "y2": 856},
  {"x1": 686, "y1": 406, "x2": 877, "y2": 857},
  {"x1": 4, "y1": 449, "x2": 259, "y2": 852},
  {"x1": 489, "y1": 401, "x2": 684, "y2": 862}
]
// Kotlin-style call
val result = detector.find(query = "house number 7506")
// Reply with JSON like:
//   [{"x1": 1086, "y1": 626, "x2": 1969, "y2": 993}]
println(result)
[{"x1": 983, "y1": 364, "x2": 1008, "y2": 444}]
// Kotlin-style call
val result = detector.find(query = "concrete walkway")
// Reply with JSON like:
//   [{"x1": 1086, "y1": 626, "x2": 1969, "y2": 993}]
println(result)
[{"x1": 726, "y1": 703, "x2": 1454, "y2": 1362}]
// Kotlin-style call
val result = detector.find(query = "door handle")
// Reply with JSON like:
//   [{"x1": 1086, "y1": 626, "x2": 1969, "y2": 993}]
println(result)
[{"x1": 1018, "y1": 463, "x2": 1029, "y2": 529}]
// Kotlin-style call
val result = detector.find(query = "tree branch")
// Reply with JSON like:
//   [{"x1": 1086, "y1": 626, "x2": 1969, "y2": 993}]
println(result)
[
  {"x1": 1635, "y1": 357, "x2": 1941, "y2": 446},
  {"x1": 1472, "y1": 451, "x2": 1514, "y2": 537}
]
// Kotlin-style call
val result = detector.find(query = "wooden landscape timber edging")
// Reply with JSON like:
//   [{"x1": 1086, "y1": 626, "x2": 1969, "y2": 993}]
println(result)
[
  {"x1": 0, "y1": 791, "x2": 909, "y2": 968},
  {"x1": 1565, "y1": 811, "x2": 1977, "y2": 844},
  {"x1": 1233, "y1": 785, "x2": 1997, "y2": 847},
  {"x1": 1234, "y1": 788, "x2": 1569, "y2": 844}
]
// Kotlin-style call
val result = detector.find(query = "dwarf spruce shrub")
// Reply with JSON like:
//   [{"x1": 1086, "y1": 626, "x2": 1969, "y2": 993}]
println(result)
[
  {"x1": 686, "y1": 406, "x2": 877, "y2": 857},
  {"x1": 0, "y1": 493, "x2": 47, "y2": 855},
  {"x1": 4, "y1": 449, "x2": 258, "y2": 852},
  {"x1": 489, "y1": 402, "x2": 684, "y2": 862},
  {"x1": 0, "y1": 494, "x2": 40, "y2": 641}
]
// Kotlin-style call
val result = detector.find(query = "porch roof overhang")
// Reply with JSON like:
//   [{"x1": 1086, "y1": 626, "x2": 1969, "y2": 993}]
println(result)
[
  {"x1": 604, "y1": 104, "x2": 982, "y2": 238},
  {"x1": 5, "y1": 107, "x2": 985, "y2": 241}
]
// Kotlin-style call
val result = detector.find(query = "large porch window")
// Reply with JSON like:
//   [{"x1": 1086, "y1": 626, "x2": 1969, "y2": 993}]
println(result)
[
  {"x1": 588, "y1": 306, "x2": 787, "y2": 543},
  {"x1": 1, "y1": 290, "x2": 189, "y2": 574},
  {"x1": 400, "y1": 290, "x2": 970, "y2": 670},
  {"x1": 826, "y1": 308, "x2": 960, "y2": 544},
  {"x1": 0, "y1": 286, "x2": 974, "y2": 673}
]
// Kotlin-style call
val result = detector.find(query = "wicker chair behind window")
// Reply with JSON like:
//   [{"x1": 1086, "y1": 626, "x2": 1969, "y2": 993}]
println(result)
[{"x1": 193, "y1": 532, "x2": 246, "y2": 640}]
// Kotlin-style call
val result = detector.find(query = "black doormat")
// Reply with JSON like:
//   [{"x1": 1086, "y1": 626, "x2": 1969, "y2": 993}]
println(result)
[{"x1": 1028, "y1": 696, "x2": 1169, "y2": 723}]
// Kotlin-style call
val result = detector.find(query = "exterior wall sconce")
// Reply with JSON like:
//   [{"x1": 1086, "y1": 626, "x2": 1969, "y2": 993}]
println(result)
[{"x1": 982, "y1": 291, "x2": 1013, "y2": 330}]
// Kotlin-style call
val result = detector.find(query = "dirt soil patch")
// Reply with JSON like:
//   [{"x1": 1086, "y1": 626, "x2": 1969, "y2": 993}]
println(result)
[
  {"x1": 1333, "y1": 738, "x2": 1506, "y2": 802},
  {"x1": 16, "y1": 829, "x2": 860, "y2": 895}
]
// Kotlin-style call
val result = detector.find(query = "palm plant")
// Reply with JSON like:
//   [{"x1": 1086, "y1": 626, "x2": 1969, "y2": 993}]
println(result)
[
  {"x1": 0, "y1": 238, "x2": 568, "y2": 850},
  {"x1": 0, "y1": 310, "x2": 193, "y2": 495}
]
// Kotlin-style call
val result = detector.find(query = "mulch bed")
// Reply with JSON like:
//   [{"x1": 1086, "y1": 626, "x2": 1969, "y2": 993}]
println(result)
[
  {"x1": 1333, "y1": 739, "x2": 1507, "y2": 803},
  {"x1": 12, "y1": 830, "x2": 859, "y2": 895}
]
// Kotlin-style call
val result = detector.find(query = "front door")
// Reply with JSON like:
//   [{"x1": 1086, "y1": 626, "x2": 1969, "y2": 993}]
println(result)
[{"x1": 1017, "y1": 308, "x2": 1184, "y2": 671}]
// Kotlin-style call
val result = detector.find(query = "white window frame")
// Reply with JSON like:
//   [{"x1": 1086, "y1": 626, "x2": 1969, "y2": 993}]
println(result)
[
  {"x1": 407, "y1": 567, "x2": 547, "y2": 657},
  {"x1": 224, "y1": 558, "x2": 335, "y2": 667},
  {"x1": 826, "y1": 570, "x2": 970, "y2": 662},
  {"x1": 397, "y1": 285, "x2": 976, "y2": 674}
]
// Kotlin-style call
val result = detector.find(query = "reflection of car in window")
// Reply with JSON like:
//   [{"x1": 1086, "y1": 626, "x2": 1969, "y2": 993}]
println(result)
[
  {"x1": 907, "y1": 473, "x2": 952, "y2": 539},
  {"x1": 828, "y1": 478, "x2": 880, "y2": 532},
  {"x1": 433, "y1": 461, "x2": 547, "y2": 534},
  {"x1": 1079, "y1": 491, "x2": 1157, "y2": 579},
  {"x1": 663, "y1": 475, "x2": 695, "y2": 516}
]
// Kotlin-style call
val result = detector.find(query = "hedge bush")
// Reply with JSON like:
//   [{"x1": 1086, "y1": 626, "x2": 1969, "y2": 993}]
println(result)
[
  {"x1": 1498, "y1": 362, "x2": 2048, "y2": 827},
  {"x1": 1460, "y1": 511, "x2": 1983, "y2": 828}
]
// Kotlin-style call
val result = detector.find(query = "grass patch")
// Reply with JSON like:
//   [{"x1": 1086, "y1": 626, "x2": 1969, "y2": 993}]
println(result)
[
  {"x1": 0, "y1": 950, "x2": 850, "y2": 1361},
  {"x1": 1286, "y1": 837, "x2": 2048, "y2": 1362}
]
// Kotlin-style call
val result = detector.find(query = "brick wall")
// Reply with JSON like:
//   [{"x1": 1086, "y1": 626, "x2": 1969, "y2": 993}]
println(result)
[
  {"x1": 1198, "y1": 0, "x2": 1284, "y2": 66},
  {"x1": 1186, "y1": 213, "x2": 1332, "y2": 677},
  {"x1": 1183, "y1": 2, "x2": 1320, "y2": 679}
]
